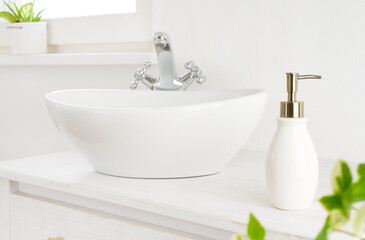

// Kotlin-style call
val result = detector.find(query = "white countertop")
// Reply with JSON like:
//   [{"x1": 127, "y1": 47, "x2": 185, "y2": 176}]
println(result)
[{"x1": 0, "y1": 149, "x2": 347, "y2": 239}]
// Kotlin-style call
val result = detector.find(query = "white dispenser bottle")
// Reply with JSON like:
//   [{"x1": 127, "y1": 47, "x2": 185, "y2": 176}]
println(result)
[{"x1": 266, "y1": 72, "x2": 321, "y2": 211}]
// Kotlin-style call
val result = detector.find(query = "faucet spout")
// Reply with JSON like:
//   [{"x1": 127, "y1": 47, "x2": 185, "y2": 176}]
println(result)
[{"x1": 153, "y1": 32, "x2": 182, "y2": 90}]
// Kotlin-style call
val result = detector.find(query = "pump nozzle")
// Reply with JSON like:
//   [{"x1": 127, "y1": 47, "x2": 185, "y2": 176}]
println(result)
[{"x1": 280, "y1": 72, "x2": 321, "y2": 118}]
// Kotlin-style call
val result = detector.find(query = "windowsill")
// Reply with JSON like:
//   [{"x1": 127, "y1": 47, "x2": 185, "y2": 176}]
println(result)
[{"x1": 0, "y1": 52, "x2": 156, "y2": 66}]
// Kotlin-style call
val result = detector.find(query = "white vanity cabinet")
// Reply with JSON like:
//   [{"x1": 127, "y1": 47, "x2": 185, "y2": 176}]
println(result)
[
  {"x1": 0, "y1": 150, "x2": 347, "y2": 240},
  {"x1": 10, "y1": 192, "x2": 191, "y2": 240}
]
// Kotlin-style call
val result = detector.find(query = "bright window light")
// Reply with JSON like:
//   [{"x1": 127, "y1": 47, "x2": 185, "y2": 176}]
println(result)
[{"x1": 8, "y1": 0, "x2": 136, "y2": 19}]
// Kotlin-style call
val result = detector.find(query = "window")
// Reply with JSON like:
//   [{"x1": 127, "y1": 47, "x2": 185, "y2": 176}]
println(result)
[
  {"x1": 0, "y1": 0, "x2": 152, "y2": 53},
  {"x1": 35, "y1": 0, "x2": 136, "y2": 19}
]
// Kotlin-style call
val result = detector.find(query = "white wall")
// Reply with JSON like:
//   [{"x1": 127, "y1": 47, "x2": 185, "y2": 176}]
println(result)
[
  {"x1": 1, "y1": 0, "x2": 365, "y2": 162},
  {"x1": 152, "y1": 0, "x2": 365, "y2": 162}
]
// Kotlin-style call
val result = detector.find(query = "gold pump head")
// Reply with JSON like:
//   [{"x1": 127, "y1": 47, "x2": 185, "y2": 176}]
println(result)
[{"x1": 280, "y1": 72, "x2": 321, "y2": 118}]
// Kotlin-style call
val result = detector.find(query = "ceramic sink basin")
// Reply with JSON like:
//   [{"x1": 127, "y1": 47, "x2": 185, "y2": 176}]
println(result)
[{"x1": 46, "y1": 89, "x2": 267, "y2": 178}]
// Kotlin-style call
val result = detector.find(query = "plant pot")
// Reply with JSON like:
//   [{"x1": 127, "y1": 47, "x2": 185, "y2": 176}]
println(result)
[{"x1": 7, "y1": 22, "x2": 47, "y2": 55}]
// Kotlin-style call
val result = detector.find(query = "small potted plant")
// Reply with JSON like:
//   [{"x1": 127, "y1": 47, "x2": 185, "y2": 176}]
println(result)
[{"x1": 0, "y1": 1, "x2": 46, "y2": 54}]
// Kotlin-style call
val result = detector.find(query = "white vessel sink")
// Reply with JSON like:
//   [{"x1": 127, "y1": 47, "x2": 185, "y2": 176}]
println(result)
[{"x1": 46, "y1": 89, "x2": 267, "y2": 178}]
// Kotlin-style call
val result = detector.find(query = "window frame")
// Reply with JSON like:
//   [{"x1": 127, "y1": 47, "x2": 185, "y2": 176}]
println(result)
[{"x1": 0, "y1": 0, "x2": 152, "y2": 52}]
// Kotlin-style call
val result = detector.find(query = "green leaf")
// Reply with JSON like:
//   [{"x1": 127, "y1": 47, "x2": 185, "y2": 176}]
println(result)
[
  {"x1": 3, "y1": 1, "x2": 19, "y2": 21},
  {"x1": 319, "y1": 192, "x2": 352, "y2": 218},
  {"x1": 319, "y1": 194, "x2": 343, "y2": 212},
  {"x1": 29, "y1": 0, "x2": 35, "y2": 21},
  {"x1": 28, "y1": 8, "x2": 34, "y2": 22},
  {"x1": 0, "y1": 11, "x2": 16, "y2": 23},
  {"x1": 32, "y1": 8, "x2": 44, "y2": 22},
  {"x1": 350, "y1": 164, "x2": 365, "y2": 202},
  {"x1": 315, "y1": 216, "x2": 332, "y2": 240},
  {"x1": 231, "y1": 234, "x2": 244, "y2": 240},
  {"x1": 328, "y1": 209, "x2": 349, "y2": 229},
  {"x1": 353, "y1": 205, "x2": 365, "y2": 237},
  {"x1": 10, "y1": 1, "x2": 23, "y2": 21},
  {"x1": 358, "y1": 164, "x2": 365, "y2": 176},
  {"x1": 322, "y1": 160, "x2": 354, "y2": 218},
  {"x1": 351, "y1": 182, "x2": 365, "y2": 202},
  {"x1": 332, "y1": 160, "x2": 352, "y2": 194},
  {"x1": 247, "y1": 213, "x2": 265, "y2": 240},
  {"x1": 19, "y1": 3, "x2": 33, "y2": 22},
  {"x1": 315, "y1": 211, "x2": 348, "y2": 240}
]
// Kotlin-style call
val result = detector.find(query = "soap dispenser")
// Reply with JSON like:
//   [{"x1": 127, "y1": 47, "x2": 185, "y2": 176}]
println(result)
[{"x1": 266, "y1": 72, "x2": 321, "y2": 211}]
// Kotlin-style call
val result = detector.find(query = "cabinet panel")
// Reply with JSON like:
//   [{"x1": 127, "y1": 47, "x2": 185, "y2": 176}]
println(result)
[
  {"x1": 0, "y1": 179, "x2": 11, "y2": 240},
  {"x1": 10, "y1": 193, "x2": 195, "y2": 240}
]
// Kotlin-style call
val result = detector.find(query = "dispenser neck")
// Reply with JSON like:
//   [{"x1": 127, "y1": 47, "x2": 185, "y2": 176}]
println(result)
[{"x1": 280, "y1": 101, "x2": 304, "y2": 118}]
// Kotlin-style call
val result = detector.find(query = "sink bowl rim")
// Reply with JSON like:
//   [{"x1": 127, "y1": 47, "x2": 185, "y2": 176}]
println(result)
[{"x1": 46, "y1": 88, "x2": 267, "y2": 111}]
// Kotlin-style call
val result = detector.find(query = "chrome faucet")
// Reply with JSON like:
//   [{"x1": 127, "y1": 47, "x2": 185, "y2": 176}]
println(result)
[{"x1": 130, "y1": 32, "x2": 206, "y2": 90}]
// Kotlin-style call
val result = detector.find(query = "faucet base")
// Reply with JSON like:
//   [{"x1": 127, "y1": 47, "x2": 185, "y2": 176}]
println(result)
[{"x1": 130, "y1": 32, "x2": 206, "y2": 91}]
